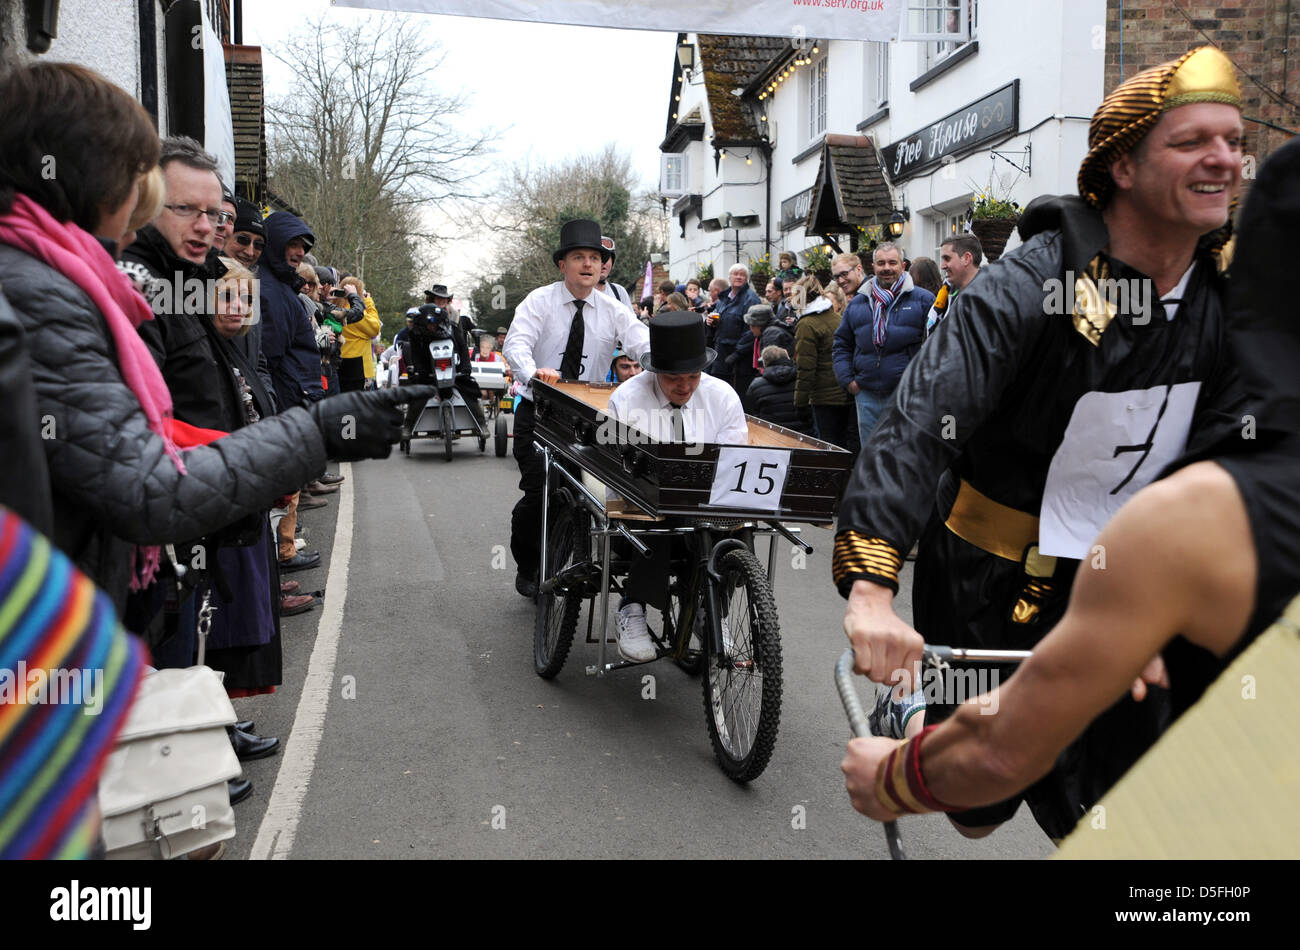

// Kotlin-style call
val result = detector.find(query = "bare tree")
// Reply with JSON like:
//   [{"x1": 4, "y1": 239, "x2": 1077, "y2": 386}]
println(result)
[
  {"x1": 468, "y1": 146, "x2": 667, "y2": 327},
  {"x1": 266, "y1": 13, "x2": 494, "y2": 307}
]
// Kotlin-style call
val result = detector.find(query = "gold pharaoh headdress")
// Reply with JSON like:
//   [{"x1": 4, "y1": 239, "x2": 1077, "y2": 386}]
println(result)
[{"x1": 1078, "y1": 46, "x2": 1242, "y2": 209}]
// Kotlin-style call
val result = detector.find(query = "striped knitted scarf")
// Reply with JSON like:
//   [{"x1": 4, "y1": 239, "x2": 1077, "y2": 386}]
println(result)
[
  {"x1": 868, "y1": 274, "x2": 911, "y2": 349},
  {"x1": 0, "y1": 508, "x2": 145, "y2": 859}
]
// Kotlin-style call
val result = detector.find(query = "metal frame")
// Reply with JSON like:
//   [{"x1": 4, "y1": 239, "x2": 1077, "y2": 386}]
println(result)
[{"x1": 538, "y1": 446, "x2": 807, "y2": 678}]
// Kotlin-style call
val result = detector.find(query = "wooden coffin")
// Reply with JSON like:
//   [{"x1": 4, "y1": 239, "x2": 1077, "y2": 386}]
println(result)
[{"x1": 532, "y1": 380, "x2": 853, "y2": 524}]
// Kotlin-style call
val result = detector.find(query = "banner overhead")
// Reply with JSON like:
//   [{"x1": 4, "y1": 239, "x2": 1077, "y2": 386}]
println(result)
[{"x1": 334, "y1": 0, "x2": 904, "y2": 43}]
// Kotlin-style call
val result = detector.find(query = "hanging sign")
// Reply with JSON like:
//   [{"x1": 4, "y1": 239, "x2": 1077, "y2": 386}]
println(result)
[{"x1": 335, "y1": 0, "x2": 905, "y2": 43}]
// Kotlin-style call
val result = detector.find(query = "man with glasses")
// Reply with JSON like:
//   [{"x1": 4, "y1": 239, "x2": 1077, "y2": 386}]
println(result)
[
  {"x1": 212, "y1": 191, "x2": 237, "y2": 253},
  {"x1": 122, "y1": 135, "x2": 226, "y2": 300}
]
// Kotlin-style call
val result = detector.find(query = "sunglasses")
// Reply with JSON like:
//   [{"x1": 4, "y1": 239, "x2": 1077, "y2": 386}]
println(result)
[
  {"x1": 233, "y1": 234, "x2": 265, "y2": 250},
  {"x1": 831, "y1": 268, "x2": 859, "y2": 280}
]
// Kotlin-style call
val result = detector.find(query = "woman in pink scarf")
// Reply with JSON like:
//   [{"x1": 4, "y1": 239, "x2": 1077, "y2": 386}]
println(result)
[{"x1": 0, "y1": 61, "x2": 343, "y2": 613}]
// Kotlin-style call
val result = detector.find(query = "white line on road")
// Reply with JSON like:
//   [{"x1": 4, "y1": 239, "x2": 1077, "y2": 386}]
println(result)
[{"x1": 250, "y1": 463, "x2": 353, "y2": 860}]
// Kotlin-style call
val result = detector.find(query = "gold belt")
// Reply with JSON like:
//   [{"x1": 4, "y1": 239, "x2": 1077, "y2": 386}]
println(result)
[{"x1": 945, "y1": 480, "x2": 1039, "y2": 564}]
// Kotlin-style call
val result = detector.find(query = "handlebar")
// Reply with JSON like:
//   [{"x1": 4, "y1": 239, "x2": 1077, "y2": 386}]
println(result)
[
  {"x1": 834, "y1": 643, "x2": 1032, "y2": 861},
  {"x1": 836, "y1": 648, "x2": 905, "y2": 860}
]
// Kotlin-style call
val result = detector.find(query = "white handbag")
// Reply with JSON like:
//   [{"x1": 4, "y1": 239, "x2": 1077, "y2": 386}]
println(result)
[{"x1": 97, "y1": 665, "x2": 241, "y2": 859}]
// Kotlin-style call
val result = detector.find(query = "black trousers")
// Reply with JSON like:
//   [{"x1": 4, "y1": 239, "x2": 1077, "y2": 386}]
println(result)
[
  {"x1": 812, "y1": 402, "x2": 860, "y2": 455},
  {"x1": 913, "y1": 514, "x2": 1170, "y2": 839},
  {"x1": 510, "y1": 399, "x2": 546, "y2": 577}
]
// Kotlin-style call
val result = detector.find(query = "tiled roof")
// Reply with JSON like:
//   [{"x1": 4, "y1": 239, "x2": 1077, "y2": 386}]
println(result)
[
  {"x1": 698, "y1": 34, "x2": 787, "y2": 143},
  {"x1": 806, "y1": 135, "x2": 894, "y2": 233},
  {"x1": 223, "y1": 44, "x2": 266, "y2": 204}
]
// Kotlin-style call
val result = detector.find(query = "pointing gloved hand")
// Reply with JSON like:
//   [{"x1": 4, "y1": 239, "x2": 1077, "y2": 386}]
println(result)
[{"x1": 308, "y1": 386, "x2": 436, "y2": 461}]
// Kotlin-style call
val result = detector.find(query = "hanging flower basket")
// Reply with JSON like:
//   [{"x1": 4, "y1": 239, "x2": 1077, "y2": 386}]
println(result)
[
  {"x1": 751, "y1": 275, "x2": 770, "y2": 297},
  {"x1": 969, "y1": 216, "x2": 1019, "y2": 262}
]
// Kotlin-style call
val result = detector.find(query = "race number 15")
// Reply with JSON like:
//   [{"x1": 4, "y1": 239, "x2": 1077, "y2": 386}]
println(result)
[{"x1": 709, "y1": 447, "x2": 791, "y2": 512}]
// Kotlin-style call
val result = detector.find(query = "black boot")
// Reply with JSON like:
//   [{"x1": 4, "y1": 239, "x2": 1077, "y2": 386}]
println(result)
[{"x1": 228, "y1": 777, "x2": 253, "y2": 805}]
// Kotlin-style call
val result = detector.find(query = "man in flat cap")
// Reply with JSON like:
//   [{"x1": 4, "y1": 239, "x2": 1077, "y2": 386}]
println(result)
[{"x1": 835, "y1": 46, "x2": 1248, "y2": 842}]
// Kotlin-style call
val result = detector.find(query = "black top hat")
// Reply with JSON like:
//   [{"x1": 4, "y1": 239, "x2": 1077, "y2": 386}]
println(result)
[
  {"x1": 425, "y1": 284, "x2": 452, "y2": 299},
  {"x1": 553, "y1": 219, "x2": 611, "y2": 265},
  {"x1": 641, "y1": 312, "x2": 716, "y2": 374}
]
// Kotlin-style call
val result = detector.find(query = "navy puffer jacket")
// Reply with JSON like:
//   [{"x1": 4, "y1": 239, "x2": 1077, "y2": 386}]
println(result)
[
  {"x1": 833, "y1": 274, "x2": 934, "y2": 394},
  {"x1": 261, "y1": 212, "x2": 324, "y2": 410}
]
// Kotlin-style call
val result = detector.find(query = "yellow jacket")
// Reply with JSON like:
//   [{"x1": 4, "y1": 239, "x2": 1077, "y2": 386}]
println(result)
[{"x1": 342, "y1": 295, "x2": 382, "y2": 378}]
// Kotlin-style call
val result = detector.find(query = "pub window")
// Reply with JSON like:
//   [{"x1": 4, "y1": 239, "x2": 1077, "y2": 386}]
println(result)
[
  {"x1": 933, "y1": 208, "x2": 969, "y2": 260},
  {"x1": 660, "y1": 154, "x2": 688, "y2": 198},
  {"x1": 902, "y1": 0, "x2": 977, "y2": 72},
  {"x1": 864, "y1": 41, "x2": 889, "y2": 109},
  {"x1": 808, "y1": 56, "x2": 828, "y2": 141}
]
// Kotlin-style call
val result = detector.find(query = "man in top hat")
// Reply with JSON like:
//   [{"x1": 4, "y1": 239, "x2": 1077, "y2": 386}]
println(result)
[
  {"x1": 835, "y1": 46, "x2": 1249, "y2": 843},
  {"x1": 503, "y1": 219, "x2": 650, "y2": 598},
  {"x1": 605, "y1": 311, "x2": 748, "y2": 659},
  {"x1": 596, "y1": 235, "x2": 634, "y2": 309}
]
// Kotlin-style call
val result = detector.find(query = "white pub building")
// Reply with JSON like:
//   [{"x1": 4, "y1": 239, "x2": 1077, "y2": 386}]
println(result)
[{"x1": 659, "y1": 0, "x2": 1106, "y2": 281}]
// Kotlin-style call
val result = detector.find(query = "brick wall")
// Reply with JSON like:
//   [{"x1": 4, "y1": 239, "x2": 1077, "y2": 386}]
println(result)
[
  {"x1": 223, "y1": 44, "x2": 266, "y2": 205},
  {"x1": 1105, "y1": 0, "x2": 1300, "y2": 168}
]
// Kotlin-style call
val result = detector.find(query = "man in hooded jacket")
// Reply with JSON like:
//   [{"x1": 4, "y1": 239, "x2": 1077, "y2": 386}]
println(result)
[{"x1": 260, "y1": 212, "x2": 325, "y2": 412}]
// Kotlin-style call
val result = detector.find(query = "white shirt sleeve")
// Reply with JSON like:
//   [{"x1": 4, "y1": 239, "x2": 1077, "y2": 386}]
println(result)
[
  {"x1": 716, "y1": 386, "x2": 751, "y2": 445},
  {"x1": 503, "y1": 290, "x2": 544, "y2": 388}
]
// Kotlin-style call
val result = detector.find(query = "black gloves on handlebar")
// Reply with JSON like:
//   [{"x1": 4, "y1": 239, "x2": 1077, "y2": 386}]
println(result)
[{"x1": 308, "y1": 386, "x2": 436, "y2": 461}]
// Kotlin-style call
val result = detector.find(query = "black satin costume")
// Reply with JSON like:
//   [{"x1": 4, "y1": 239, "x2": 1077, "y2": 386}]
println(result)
[{"x1": 834, "y1": 196, "x2": 1247, "y2": 839}]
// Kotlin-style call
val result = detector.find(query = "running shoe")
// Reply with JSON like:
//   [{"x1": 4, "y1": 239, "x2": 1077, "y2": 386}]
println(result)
[{"x1": 869, "y1": 685, "x2": 927, "y2": 739}]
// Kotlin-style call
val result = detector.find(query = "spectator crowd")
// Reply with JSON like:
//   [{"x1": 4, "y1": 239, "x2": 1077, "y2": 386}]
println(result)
[{"x1": 0, "y1": 60, "x2": 434, "y2": 859}]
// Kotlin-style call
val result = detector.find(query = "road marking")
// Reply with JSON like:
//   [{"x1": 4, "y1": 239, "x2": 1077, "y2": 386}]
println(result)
[{"x1": 250, "y1": 463, "x2": 353, "y2": 860}]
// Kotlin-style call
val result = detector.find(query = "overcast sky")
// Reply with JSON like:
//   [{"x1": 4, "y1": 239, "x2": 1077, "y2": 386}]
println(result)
[{"x1": 243, "y1": 2, "x2": 677, "y2": 298}]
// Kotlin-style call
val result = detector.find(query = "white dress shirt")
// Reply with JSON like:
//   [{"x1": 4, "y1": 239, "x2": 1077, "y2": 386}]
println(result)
[
  {"x1": 503, "y1": 281, "x2": 649, "y2": 401},
  {"x1": 606, "y1": 371, "x2": 749, "y2": 445}
]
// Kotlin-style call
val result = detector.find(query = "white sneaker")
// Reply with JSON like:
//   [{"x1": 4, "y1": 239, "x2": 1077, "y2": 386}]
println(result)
[{"x1": 616, "y1": 603, "x2": 657, "y2": 662}]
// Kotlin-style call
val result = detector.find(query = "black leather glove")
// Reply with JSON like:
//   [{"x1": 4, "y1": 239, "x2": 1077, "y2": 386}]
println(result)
[{"x1": 309, "y1": 386, "x2": 436, "y2": 460}]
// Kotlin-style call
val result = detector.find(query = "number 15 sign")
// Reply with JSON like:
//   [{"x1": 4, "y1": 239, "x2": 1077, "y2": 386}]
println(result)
[{"x1": 708, "y1": 447, "x2": 791, "y2": 513}]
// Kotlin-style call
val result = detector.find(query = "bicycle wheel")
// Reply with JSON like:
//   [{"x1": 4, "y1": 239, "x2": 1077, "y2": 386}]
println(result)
[
  {"x1": 533, "y1": 501, "x2": 588, "y2": 679},
  {"x1": 441, "y1": 403, "x2": 454, "y2": 461},
  {"x1": 701, "y1": 547, "x2": 782, "y2": 783},
  {"x1": 494, "y1": 412, "x2": 509, "y2": 457}
]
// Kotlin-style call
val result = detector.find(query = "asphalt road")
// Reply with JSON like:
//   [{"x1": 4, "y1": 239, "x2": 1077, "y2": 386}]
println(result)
[{"x1": 226, "y1": 422, "x2": 1053, "y2": 860}]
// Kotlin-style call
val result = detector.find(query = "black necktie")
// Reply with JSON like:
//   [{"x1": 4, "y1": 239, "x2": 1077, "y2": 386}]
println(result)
[
  {"x1": 669, "y1": 405, "x2": 686, "y2": 442},
  {"x1": 560, "y1": 299, "x2": 585, "y2": 379}
]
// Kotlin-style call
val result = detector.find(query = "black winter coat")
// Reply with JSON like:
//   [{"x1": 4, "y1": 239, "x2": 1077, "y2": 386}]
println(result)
[
  {"x1": 743, "y1": 357, "x2": 814, "y2": 435},
  {"x1": 0, "y1": 241, "x2": 328, "y2": 611},
  {"x1": 0, "y1": 290, "x2": 53, "y2": 534}
]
